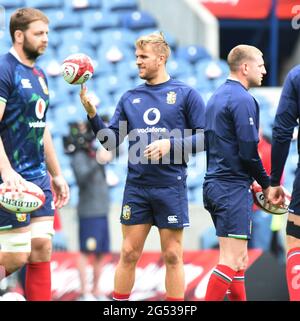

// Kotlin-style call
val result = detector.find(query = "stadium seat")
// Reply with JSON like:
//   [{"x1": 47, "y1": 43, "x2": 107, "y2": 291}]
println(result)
[
  {"x1": 116, "y1": 59, "x2": 138, "y2": 79},
  {"x1": 176, "y1": 45, "x2": 211, "y2": 64},
  {"x1": 120, "y1": 11, "x2": 157, "y2": 30},
  {"x1": 0, "y1": 0, "x2": 25, "y2": 9},
  {"x1": 97, "y1": 42, "x2": 133, "y2": 63},
  {"x1": 85, "y1": 11, "x2": 121, "y2": 30},
  {"x1": 48, "y1": 9, "x2": 83, "y2": 31},
  {"x1": 99, "y1": 28, "x2": 137, "y2": 49},
  {"x1": 68, "y1": 0, "x2": 102, "y2": 11},
  {"x1": 26, "y1": 0, "x2": 64, "y2": 9},
  {"x1": 167, "y1": 59, "x2": 194, "y2": 79},
  {"x1": 102, "y1": 0, "x2": 138, "y2": 12}
]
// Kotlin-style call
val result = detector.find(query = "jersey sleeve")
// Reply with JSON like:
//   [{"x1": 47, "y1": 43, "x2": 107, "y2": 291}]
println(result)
[
  {"x1": 88, "y1": 95, "x2": 128, "y2": 150},
  {"x1": 0, "y1": 63, "x2": 14, "y2": 104},
  {"x1": 170, "y1": 88, "x2": 205, "y2": 155},
  {"x1": 233, "y1": 96, "x2": 270, "y2": 189},
  {"x1": 271, "y1": 71, "x2": 299, "y2": 186}
]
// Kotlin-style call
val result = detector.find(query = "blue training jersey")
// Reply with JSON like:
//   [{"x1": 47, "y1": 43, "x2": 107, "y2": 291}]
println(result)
[
  {"x1": 89, "y1": 78, "x2": 205, "y2": 187},
  {"x1": 0, "y1": 51, "x2": 49, "y2": 180},
  {"x1": 204, "y1": 79, "x2": 269, "y2": 189},
  {"x1": 271, "y1": 65, "x2": 300, "y2": 186}
]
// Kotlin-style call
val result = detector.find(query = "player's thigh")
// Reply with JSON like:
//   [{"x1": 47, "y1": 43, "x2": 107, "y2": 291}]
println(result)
[
  {"x1": 121, "y1": 223, "x2": 152, "y2": 253},
  {"x1": 218, "y1": 236, "x2": 248, "y2": 267},
  {"x1": 159, "y1": 228, "x2": 184, "y2": 253}
]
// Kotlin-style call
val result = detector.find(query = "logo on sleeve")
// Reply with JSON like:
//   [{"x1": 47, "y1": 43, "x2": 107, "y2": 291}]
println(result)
[
  {"x1": 143, "y1": 108, "x2": 161, "y2": 125},
  {"x1": 249, "y1": 117, "x2": 254, "y2": 125}
]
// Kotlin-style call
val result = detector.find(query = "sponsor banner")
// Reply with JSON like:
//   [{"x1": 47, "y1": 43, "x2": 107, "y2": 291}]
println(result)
[
  {"x1": 277, "y1": 0, "x2": 300, "y2": 19},
  {"x1": 51, "y1": 249, "x2": 262, "y2": 301},
  {"x1": 200, "y1": 0, "x2": 272, "y2": 19}
]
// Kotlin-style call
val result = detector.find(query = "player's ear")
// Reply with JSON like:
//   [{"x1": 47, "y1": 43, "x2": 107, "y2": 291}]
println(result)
[{"x1": 14, "y1": 30, "x2": 24, "y2": 44}]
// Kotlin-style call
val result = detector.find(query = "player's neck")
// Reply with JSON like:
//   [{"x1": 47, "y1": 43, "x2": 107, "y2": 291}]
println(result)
[
  {"x1": 146, "y1": 72, "x2": 170, "y2": 86},
  {"x1": 11, "y1": 45, "x2": 36, "y2": 67},
  {"x1": 228, "y1": 73, "x2": 249, "y2": 90}
]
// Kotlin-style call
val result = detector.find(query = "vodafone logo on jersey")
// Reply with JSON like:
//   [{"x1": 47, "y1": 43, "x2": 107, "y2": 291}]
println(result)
[
  {"x1": 143, "y1": 108, "x2": 160, "y2": 125},
  {"x1": 35, "y1": 98, "x2": 46, "y2": 120}
]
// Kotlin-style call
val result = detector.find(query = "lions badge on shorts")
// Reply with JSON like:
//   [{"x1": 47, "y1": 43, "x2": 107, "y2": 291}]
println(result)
[
  {"x1": 16, "y1": 213, "x2": 27, "y2": 222},
  {"x1": 122, "y1": 205, "x2": 131, "y2": 220}
]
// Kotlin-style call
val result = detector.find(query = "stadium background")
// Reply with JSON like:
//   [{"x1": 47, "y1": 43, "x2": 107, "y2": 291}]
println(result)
[{"x1": 0, "y1": 0, "x2": 298, "y2": 300}]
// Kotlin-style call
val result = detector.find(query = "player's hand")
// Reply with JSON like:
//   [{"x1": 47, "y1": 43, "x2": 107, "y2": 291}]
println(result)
[
  {"x1": 96, "y1": 147, "x2": 113, "y2": 165},
  {"x1": 262, "y1": 186, "x2": 270, "y2": 209},
  {"x1": 144, "y1": 139, "x2": 171, "y2": 161},
  {"x1": 51, "y1": 175, "x2": 70, "y2": 209},
  {"x1": 79, "y1": 84, "x2": 97, "y2": 118},
  {"x1": 0, "y1": 167, "x2": 27, "y2": 198},
  {"x1": 267, "y1": 186, "x2": 285, "y2": 207}
]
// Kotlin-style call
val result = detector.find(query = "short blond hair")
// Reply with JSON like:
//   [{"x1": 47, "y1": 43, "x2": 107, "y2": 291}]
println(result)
[
  {"x1": 227, "y1": 45, "x2": 263, "y2": 72},
  {"x1": 135, "y1": 32, "x2": 171, "y2": 61}
]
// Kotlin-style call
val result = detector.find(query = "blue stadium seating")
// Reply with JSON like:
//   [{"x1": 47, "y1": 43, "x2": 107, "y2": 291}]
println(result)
[
  {"x1": 176, "y1": 45, "x2": 211, "y2": 64},
  {"x1": 26, "y1": 0, "x2": 64, "y2": 9},
  {"x1": 0, "y1": 0, "x2": 25, "y2": 9},
  {"x1": 120, "y1": 10, "x2": 157, "y2": 30}
]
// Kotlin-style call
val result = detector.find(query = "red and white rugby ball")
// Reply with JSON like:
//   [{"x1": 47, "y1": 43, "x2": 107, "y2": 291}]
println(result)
[
  {"x1": 251, "y1": 182, "x2": 291, "y2": 215},
  {"x1": 0, "y1": 181, "x2": 45, "y2": 214},
  {"x1": 61, "y1": 53, "x2": 94, "y2": 85}
]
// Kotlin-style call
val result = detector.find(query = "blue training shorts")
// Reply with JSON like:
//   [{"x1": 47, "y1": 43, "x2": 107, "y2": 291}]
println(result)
[
  {"x1": 79, "y1": 216, "x2": 110, "y2": 254},
  {"x1": 0, "y1": 174, "x2": 55, "y2": 230},
  {"x1": 203, "y1": 180, "x2": 253, "y2": 240},
  {"x1": 120, "y1": 183, "x2": 189, "y2": 229},
  {"x1": 288, "y1": 166, "x2": 300, "y2": 216}
]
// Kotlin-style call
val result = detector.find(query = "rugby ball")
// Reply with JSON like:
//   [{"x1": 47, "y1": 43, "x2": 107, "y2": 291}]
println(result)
[
  {"x1": 0, "y1": 181, "x2": 45, "y2": 214},
  {"x1": 61, "y1": 53, "x2": 94, "y2": 85},
  {"x1": 251, "y1": 182, "x2": 291, "y2": 215},
  {"x1": 0, "y1": 292, "x2": 26, "y2": 301}
]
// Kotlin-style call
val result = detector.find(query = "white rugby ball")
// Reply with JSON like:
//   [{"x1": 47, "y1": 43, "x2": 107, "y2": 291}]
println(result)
[
  {"x1": 0, "y1": 181, "x2": 45, "y2": 214},
  {"x1": 0, "y1": 292, "x2": 26, "y2": 301},
  {"x1": 251, "y1": 182, "x2": 291, "y2": 215}
]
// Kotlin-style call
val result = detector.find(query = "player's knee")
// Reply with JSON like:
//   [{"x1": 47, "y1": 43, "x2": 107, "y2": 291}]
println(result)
[
  {"x1": 121, "y1": 246, "x2": 141, "y2": 265},
  {"x1": 0, "y1": 231, "x2": 31, "y2": 271},
  {"x1": 30, "y1": 238, "x2": 52, "y2": 262},
  {"x1": 5, "y1": 252, "x2": 30, "y2": 274},
  {"x1": 162, "y1": 249, "x2": 182, "y2": 266}
]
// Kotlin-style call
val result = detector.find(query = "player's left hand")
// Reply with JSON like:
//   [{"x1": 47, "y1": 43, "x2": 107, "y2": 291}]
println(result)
[
  {"x1": 144, "y1": 139, "x2": 171, "y2": 161},
  {"x1": 51, "y1": 175, "x2": 70, "y2": 208},
  {"x1": 267, "y1": 185, "x2": 285, "y2": 207}
]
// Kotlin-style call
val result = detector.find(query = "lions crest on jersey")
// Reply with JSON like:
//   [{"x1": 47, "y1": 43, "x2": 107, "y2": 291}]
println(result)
[
  {"x1": 166, "y1": 91, "x2": 177, "y2": 104},
  {"x1": 38, "y1": 76, "x2": 49, "y2": 95}
]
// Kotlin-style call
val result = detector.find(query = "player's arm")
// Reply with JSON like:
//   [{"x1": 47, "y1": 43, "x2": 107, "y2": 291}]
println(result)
[
  {"x1": 234, "y1": 99, "x2": 270, "y2": 190},
  {"x1": 79, "y1": 84, "x2": 128, "y2": 150},
  {"x1": 43, "y1": 125, "x2": 70, "y2": 208},
  {"x1": 271, "y1": 71, "x2": 299, "y2": 187},
  {"x1": 0, "y1": 101, "x2": 27, "y2": 193}
]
